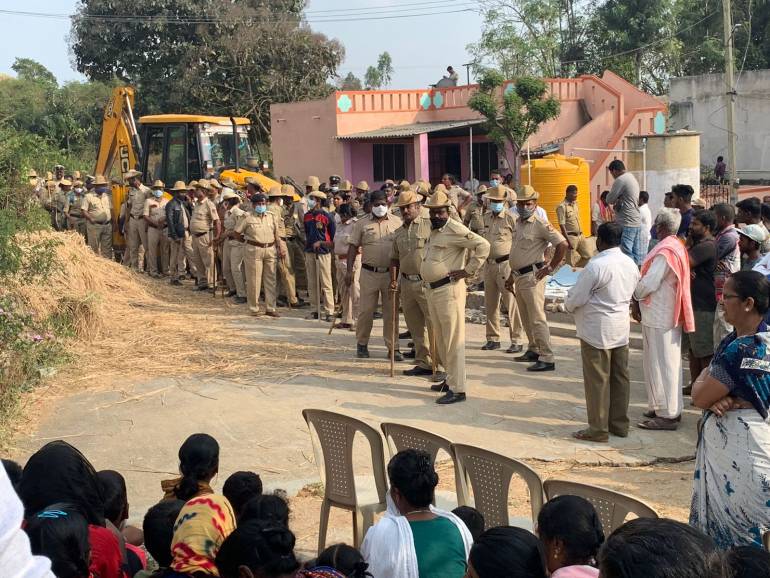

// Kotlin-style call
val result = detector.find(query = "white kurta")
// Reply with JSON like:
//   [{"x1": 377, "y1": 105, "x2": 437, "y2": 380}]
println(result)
[{"x1": 634, "y1": 254, "x2": 683, "y2": 418}]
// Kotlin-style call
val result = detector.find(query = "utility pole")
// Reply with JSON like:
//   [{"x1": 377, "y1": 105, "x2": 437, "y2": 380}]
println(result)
[{"x1": 723, "y1": 0, "x2": 739, "y2": 204}]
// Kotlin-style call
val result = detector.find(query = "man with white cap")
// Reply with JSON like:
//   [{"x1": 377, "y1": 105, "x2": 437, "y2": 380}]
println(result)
[{"x1": 124, "y1": 169, "x2": 151, "y2": 271}]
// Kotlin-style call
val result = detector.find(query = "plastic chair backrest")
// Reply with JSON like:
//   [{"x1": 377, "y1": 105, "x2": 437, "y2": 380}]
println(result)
[
  {"x1": 451, "y1": 443, "x2": 544, "y2": 528},
  {"x1": 302, "y1": 409, "x2": 388, "y2": 508},
  {"x1": 381, "y1": 423, "x2": 465, "y2": 504},
  {"x1": 543, "y1": 479, "x2": 659, "y2": 533}
]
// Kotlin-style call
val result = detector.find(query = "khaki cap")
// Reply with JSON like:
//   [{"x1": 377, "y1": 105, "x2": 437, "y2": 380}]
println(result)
[
  {"x1": 92, "y1": 175, "x2": 109, "y2": 186},
  {"x1": 221, "y1": 178, "x2": 238, "y2": 189},
  {"x1": 280, "y1": 184, "x2": 294, "y2": 197},
  {"x1": 395, "y1": 190, "x2": 421, "y2": 207},
  {"x1": 46, "y1": 171, "x2": 53, "y2": 180},
  {"x1": 484, "y1": 185, "x2": 508, "y2": 201},
  {"x1": 188, "y1": 180, "x2": 199, "y2": 190},
  {"x1": 399, "y1": 180, "x2": 411, "y2": 192},
  {"x1": 59, "y1": 179, "x2": 73, "y2": 187},
  {"x1": 309, "y1": 190, "x2": 327, "y2": 200},
  {"x1": 73, "y1": 180, "x2": 84, "y2": 187},
  {"x1": 73, "y1": 170, "x2": 82, "y2": 179},
  {"x1": 340, "y1": 179, "x2": 352, "y2": 192},
  {"x1": 221, "y1": 188, "x2": 239, "y2": 201},
  {"x1": 209, "y1": 178, "x2": 222, "y2": 190},
  {"x1": 170, "y1": 180, "x2": 188, "y2": 192},
  {"x1": 244, "y1": 176, "x2": 258, "y2": 186},
  {"x1": 433, "y1": 183, "x2": 447, "y2": 194},
  {"x1": 516, "y1": 185, "x2": 539, "y2": 201},
  {"x1": 355, "y1": 180, "x2": 369, "y2": 191},
  {"x1": 477, "y1": 184, "x2": 487, "y2": 194},
  {"x1": 414, "y1": 181, "x2": 431, "y2": 195},
  {"x1": 27, "y1": 169, "x2": 38, "y2": 178},
  {"x1": 305, "y1": 175, "x2": 320, "y2": 190},
  {"x1": 196, "y1": 179, "x2": 210, "y2": 190},
  {"x1": 124, "y1": 169, "x2": 142, "y2": 179},
  {"x1": 268, "y1": 185, "x2": 283, "y2": 198},
  {"x1": 424, "y1": 190, "x2": 452, "y2": 208},
  {"x1": 151, "y1": 179, "x2": 165, "y2": 189}
]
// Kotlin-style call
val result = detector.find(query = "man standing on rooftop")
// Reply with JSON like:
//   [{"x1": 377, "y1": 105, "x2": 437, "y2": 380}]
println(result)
[{"x1": 606, "y1": 159, "x2": 643, "y2": 266}]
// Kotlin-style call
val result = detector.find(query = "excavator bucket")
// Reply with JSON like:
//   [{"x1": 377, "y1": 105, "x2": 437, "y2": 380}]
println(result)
[{"x1": 218, "y1": 168, "x2": 299, "y2": 201}]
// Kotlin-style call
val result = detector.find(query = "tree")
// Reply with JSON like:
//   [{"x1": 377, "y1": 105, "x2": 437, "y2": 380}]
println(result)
[
  {"x1": 11, "y1": 58, "x2": 57, "y2": 87},
  {"x1": 339, "y1": 72, "x2": 363, "y2": 90},
  {"x1": 468, "y1": 71, "x2": 560, "y2": 184},
  {"x1": 364, "y1": 52, "x2": 394, "y2": 89}
]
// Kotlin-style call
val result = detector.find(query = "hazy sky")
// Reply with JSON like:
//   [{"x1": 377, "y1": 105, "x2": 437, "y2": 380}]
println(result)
[{"x1": 0, "y1": 0, "x2": 484, "y2": 89}]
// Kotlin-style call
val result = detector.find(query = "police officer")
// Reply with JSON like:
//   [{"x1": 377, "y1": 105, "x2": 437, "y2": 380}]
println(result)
[
  {"x1": 165, "y1": 181, "x2": 192, "y2": 285},
  {"x1": 420, "y1": 190, "x2": 489, "y2": 404},
  {"x1": 221, "y1": 189, "x2": 248, "y2": 303},
  {"x1": 81, "y1": 175, "x2": 113, "y2": 258},
  {"x1": 125, "y1": 169, "x2": 151, "y2": 271},
  {"x1": 143, "y1": 180, "x2": 169, "y2": 278},
  {"x1": 53, "y1": 179, "x2": 72, "y2": 231},
  {"x1": 189, "y1": 180, "x2": 222, "y2": 291},
  {"x1": 505, "y1": 185, "x2": 568, "y2": 372},
  {"x1": 281, "y1": 184, "x2": 308, "y2": 304},
  {"x1": 556, "y1": 184, "x2": 593, "y2": 267},
  {"x1": 65, "y1": 180, "x2": 87, "y2": 238},
  {"x1": 267, "y1": 185, "x2": 300, "y2": 307},
  {"x1": 481, "y1": 186, "x2": 524, "y2": 353},
  {"x1": 390, "y1": 189, "x2": 441, "y2": 377},
  {"x1": 463, "y1": 185, "x2": 486, "y2": 234},
  {"x1": 333, "y1": 203, "x2": 360, "y2": 329},
  {"x1": 347, "y1": 190, "x2": 402, "y2": 359}
]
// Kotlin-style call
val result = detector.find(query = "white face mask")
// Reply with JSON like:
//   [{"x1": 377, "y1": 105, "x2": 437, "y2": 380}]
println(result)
[
  {"x1": 372, "y1": 205, "x2": 388, "y2": 218},
  {"x1": 307, "y1": 198, "x2": 316, "y2": 210},
  {"x1": 277, "y1": 198, "x2": 283, "y2": 207}
]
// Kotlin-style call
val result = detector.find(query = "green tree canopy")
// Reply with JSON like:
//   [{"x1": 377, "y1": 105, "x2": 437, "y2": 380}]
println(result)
[
  {"x1": 11, "y1": 58, "x2": 58, "y2": 87},
  {"x1": 364, "y1": 52, "x2": 394, "y2": 90},
  {"x1": 339, "y1": 72, "x2": 363, "y2": 90}
]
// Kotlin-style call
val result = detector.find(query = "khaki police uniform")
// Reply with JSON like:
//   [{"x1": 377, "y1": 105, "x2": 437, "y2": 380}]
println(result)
[
  {"x1": 236, "y1": 210, "x2": 280, "y2": 315},
  {"x1": 268, "y1": 193, "x2": 298, "y2": 305},
  {"x1": 54, "y1": 186, "x2": 69, "y2": 231},
  {"x1": 334, "y1": 217, "x2": 360, "y2": 326},
  {"x1": 421, "y1": 197, "x2": 489, "y2": 393},
  {"x1": 392, "y1": 210, "x2": 439, "y2": 372},
  {"x1": 64, "y1": 191, "x2": 87, "y2": 238},
  {"x1": 509, "y1": 212, "x2": 565, "y2": 363},
  {"x1": 350, "y1": 212, "x2": 402, "y2": 351},
  {"x1": 189, "y1": 198, "x2": 220, "y2": 288},
  {"x1": 127, "y1": 184, "x2": 151, "y2": 270},
  {"x1": 81, "y1": 191, "x2": 112, "y2": 257},
  {"x1": 143, "y1": 196, "x2": 169, "y2": 276},
  {"x1": 555, "y1": 199, "x2": 593, "y2": 267},
  {"x1": 225, "y1": 205, "x2": 248, "y2": 298},
  {"x1": 463, "y1": 199, "x2": 485, "y2": 234},
  {"x1": 483, "y1": 209, "x2": 524, "y2": 347}
]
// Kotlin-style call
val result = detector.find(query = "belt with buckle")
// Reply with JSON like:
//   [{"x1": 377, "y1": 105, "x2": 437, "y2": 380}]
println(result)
[
  {"x1": 246, "y1": 240, "x2": 275, "y2": 248},
  {"x1": 193, "y1": 231, "x2": 208, "y2": 237},
  {"x1": 516, "y1": 261, "x2": 545, "y2": 275},
  {"x1": 428, "y1": 276, "x2": 451, "y2": 289},
  {"x1": 567, "y1": 231, "x2": 581, "y2": 236},
  {"x1": 362, "y1": 263, "x2": 388, "y2": 273},
  {"x1": 94, "y1": 220, "x2": 109, "y2": 225},
  {"x1": 402, "y1": 273, "x2": 422, "y2": 282},
  {"x1": 492, "y1": 255, "x2": 508, "y2": 264}
]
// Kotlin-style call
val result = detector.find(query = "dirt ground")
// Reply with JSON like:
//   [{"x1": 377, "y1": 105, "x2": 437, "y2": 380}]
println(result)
[{"x1": 8, "y1": 270, "x2": 698, "y2": 560}]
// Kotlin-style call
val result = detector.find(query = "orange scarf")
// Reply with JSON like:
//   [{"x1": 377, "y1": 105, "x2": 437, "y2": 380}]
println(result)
[{"x1": 641, "y1": 235, "x2": 695, "y2": 333}]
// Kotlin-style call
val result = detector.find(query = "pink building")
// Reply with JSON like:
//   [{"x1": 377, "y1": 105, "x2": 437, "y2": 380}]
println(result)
[{"x1": 270, "y1": 70, "x2": 665, "y2": 198}]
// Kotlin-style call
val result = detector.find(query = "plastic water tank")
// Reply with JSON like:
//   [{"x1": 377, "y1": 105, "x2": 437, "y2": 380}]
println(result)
[{"x1": 520, "y1": 154, "x2": 591, "y2": 235}]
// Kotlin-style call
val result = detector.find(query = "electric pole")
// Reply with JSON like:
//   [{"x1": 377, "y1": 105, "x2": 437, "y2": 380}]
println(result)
[{"x1": 723, "y1": 0, "x2": 739, "y2": 204}]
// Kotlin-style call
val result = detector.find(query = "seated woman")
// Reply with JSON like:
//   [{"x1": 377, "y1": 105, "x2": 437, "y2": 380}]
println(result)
[
  {"x1": 361, "y1": 449, "x2": 472, "y2": 578},
  {"x1": 691, "y1": 270, "x2": 770, "y2": 548},
  {"x1": 162, "y1": 433, "x2": 220, "y2": 502},
  {"x1": 239, "y1": 494, "x2": 290, "y2": 528},
  {"x1": 215, "y1": 520, "x2": 300, "y2": 578},
  {"x1": 464, "y1": 526, "x2": 547, "y2": 578},
  {"x1": 25, "y1": 503, "x2": 91, "y2": 578},
  {"x1": 308, "y1": 543, "x2": 371, "y2": 577},
  {"x1": 19, "y1": 440, "x2": 125, "y2": 578},
  {"x1": 536, "y1": 495, "x2": 603, "y2": 577}
]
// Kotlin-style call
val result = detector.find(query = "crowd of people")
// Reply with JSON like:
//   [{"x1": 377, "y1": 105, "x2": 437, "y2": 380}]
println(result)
[{"x1": 4, "y1": 432, "x2": 770, "y2": 578}]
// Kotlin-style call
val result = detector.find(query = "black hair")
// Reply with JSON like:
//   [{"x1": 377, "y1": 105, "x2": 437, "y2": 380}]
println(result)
[
  {"x1": 718, "y1": 155, "x2": 724, "y2": 162},
  {"x1": 468, "y1": 526, "x2": 547, "y2": 578},
  {"x1": 216, "y1": 519, "x2": 299, "y2": 578},
  {"x1": 693, "y1": 209, "x2": 717, "y2": 233},
  {"x1": 566, "y1": 184, "x2": 578, "y2": 194},
  {"x1": 597, "y1": 222, "x2": 623, "y2": 248},
  {"x1": 728, "y1": 270, "x2": 770, "y2": 315},
  {"x1": 97, "y1": 470, "x2": 127, "y2": 526},
  {"x1": 598, "y1": 518, "x2": 722, "y2": 578},
  {"x1": 2, "y1": 458, "x2": 23, "y2": 490},
  {"x1": 239, "y1": 493, "x2": 290, "y2": 527},
  {"x1": 25, "y1": 503, "x2": 91, "y2": 578},
  {"x1": 639, "y1": 190, "x2": 649, "y2": 204},
  {"x1": 143, "y1": 499, "x2": 184, "y2": 568},
  {"x1": 370, "y1": 190, "x2": 388, "y2": 204},
  {"x1": 724, "y1": 545, "x2": 770, "y2": 578},
  {"x1": 223, "y1": 471, "x2": 264, "y2": 518},
  {"x1": 338, "y1": 203, "x2": 354, "y2": 219},
  {"x1": 608, "y1": 159, "x2": 625, "y2": 172},
  {"x1": 225, "y1": 196, "x2": 240, "y2": 208},
  {"x1": 452, "y1": 505, "x2": 485, "y2": 540},
  {"x1": 736, "y1": 197, "x2": 762, "y2": 218},
  {"x1": 176, "y1": 433, "x2": 219, "y2": 502},
  {"x1": 387, "y1": 449, "x2": 438, "y2": 508},
  {"x1": 671, "y1": 184, "x2": 694, "y2": 203},
  {"x1": 600, "y1": 190, "x2": 610, "y2": 201},
  {"x1": 537, "y1": 495, "x2": 604, "y2": 566},
  {"x1": 316, "y1": 543, "x2": 372, "y2": 577},
  {"x1": 762, "y1": 203, "x2": 770, "y2": 222},
  {"x1": 442, "y1": 173, "x2": 457, "y2": 184},
  {"x1": 252, "y1": 193, "x2": 268, "y2": 204},
  {"x1": 712, "y1": 202, "x2": 736, "y2": 223}
]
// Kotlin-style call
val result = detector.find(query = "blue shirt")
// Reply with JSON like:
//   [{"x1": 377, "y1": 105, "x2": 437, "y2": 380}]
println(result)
[{"x1": 304, "y1": 210, "x2": 335, "y2": 254}]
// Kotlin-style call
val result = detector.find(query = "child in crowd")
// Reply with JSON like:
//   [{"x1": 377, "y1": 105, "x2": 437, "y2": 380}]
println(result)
[
  {"x1": 135, "y1": 499, "x2": 185, "y2": 578},
  {"x1": 216, "y1": 520, "x2": 300, "y2": 578},
  {"x1": 25, "y1": 503, "x2": 91, "y2": 578},
  {"x1": 452, "y1": 506, "x2": 485, "y2": 541},
  {"x1": 223, "y1": 471, "x2": 263, "y2": 519}
]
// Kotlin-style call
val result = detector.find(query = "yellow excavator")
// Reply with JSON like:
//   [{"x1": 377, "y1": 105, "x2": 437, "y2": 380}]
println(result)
[{"x1": 94, "y1": 86, "x2": 288, "y2": 253}]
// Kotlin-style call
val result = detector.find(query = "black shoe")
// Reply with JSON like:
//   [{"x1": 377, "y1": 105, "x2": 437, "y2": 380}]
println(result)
[
  {"x1": 431, "y1": 380, "x2": 449, "y2": 392},
  {"x1": 527, "y1": 361, "x2": 555, "y2": 372},
  {"x1": 399, "y1": 330, "x2": 412, "y2": 339},
  {"x1": 295, "y1": 299, "x2": 310, "y2": 308},
  {"x1": 403, "y1": 349, "x2": 416, "y2": 359},
  {"x1": 436, "y1": 390, "x2": 466, "y2": 405},
  {"x1": 431, "y1": 371, "x2": 447, "y2": 383},
  {"x1": 306, "y1": 312, "x2": 319, "y2": 320},
  {"x1": 170, "y1": 279, "x2": 182, "y2": 286},
  {"x1": 506, "y1": 344, "x2": 523, "y2": 354},
  {"x1": 391, "y1": 350, "x2": 403, "y2": 362},
  {"x1": 403, "y1": 366, "x2": 433, "y2": 376},
  {"x1": 373, "y1": 311, "x2": 383, "y2": 319},
  {"x1": 357, "y1": 344, "x2": 370, "y2": 358},
  {"x1": 233, "y1": 296, "x2": 247, "y2": 304},
  {"x1": 514, "y1": 350, "x2": 539, "y2": 362},
  {"x1": 226, "y1": 290, "x2": 237, "y2": 297},
  {"x1": 481, "y1": 340, "x2": 501, "y2": 351},
  {"x1": 193, "y1": 284, "x2": 209, "y2": 292}
]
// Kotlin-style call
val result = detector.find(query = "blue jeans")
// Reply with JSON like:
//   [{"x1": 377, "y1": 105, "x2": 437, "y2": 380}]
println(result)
[{"x1": 620, "y1": 226, "x2": 643, "y2": 266}]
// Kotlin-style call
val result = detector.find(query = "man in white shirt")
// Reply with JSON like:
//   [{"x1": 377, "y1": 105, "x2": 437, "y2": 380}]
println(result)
[{"x1": 565, "y1": 222, "x2": 640, "y2": 442}]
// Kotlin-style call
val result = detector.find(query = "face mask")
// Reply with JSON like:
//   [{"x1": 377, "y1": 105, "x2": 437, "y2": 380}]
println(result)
[
  {"x1": 95, "y1": 187, "x2": 108, "y2": 195},
  {"x1": 430, "y1": 216, "x2": 448, "y2": 230},
  {"x1": 307, "y1": 198, "x2": 317, "y2": 210},
  {"x1": 490, "y1": 201, "x2": 505, "y2": 213},
  {"x1": 277, "y1": 199, "x2": 283, "y2": 207},
  {"x1": 74, "y1": 188, "x2": 84, "y2": 195},
  {"x1": 330, "y1": 186, "x2": 339, "y2": 193},
  {"x1": 372, "y1": 205, "x2": 388, "y2": 218},
  {"x1": 489, "y1": 179, "x2": 499, "y2": 188},
  {"x1": 518, "y1": 206, "x2": 535, "y2": 220},
  {"x1": 153, "y1": 190, "x2": 163, "y2": 198},
  {"x1": 254, "y1": 205, "x2": 267, "y2": 215}
]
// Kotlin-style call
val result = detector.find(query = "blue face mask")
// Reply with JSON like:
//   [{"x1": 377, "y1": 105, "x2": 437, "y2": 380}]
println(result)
[
  {"x1": 307, "y1": 198, "x2": 317, "y2": 210},
  {"x1": 153, "y1": 190, "x2": 163, "y2": 198},
  {"x1": 254, "y1": 205, "x2": 267, "y2": 215},
  {"x1": 489, "y1": 179, "x2": 500, "y2": 188},
  {"x1": 490, "y1": 201, "x2": 505, "y2": 213}
]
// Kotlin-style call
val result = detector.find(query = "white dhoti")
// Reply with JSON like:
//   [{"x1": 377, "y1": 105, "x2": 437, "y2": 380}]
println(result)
[{"x1": 642, "y1": 324, "x2": 683, "y2": 419}]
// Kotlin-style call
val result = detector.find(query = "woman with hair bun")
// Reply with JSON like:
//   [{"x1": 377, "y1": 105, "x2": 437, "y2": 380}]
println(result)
[
  {"x1": 215, "y1": 520, "x2": 299, "y2": 578},
  {"x1": 361, "y1": 449, "x2": 473, "y2": 578},
  {"x1": 162, "y1": 433, "x2": 220, "y2": 502}
]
